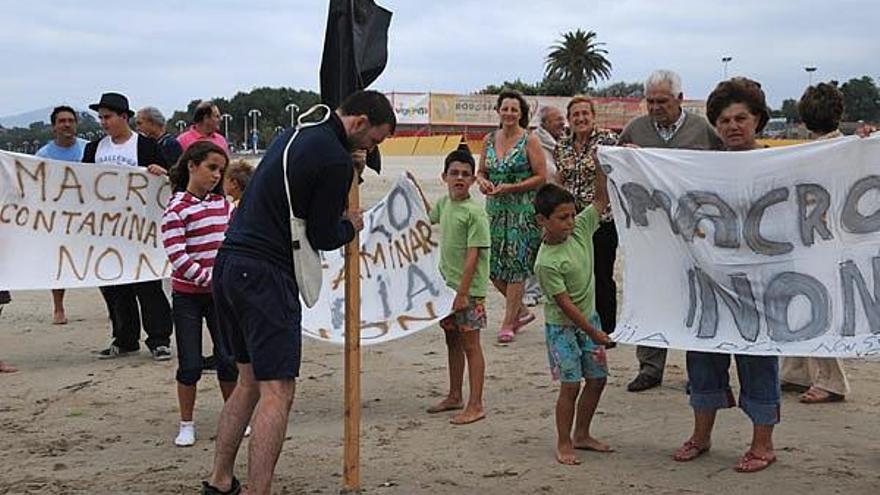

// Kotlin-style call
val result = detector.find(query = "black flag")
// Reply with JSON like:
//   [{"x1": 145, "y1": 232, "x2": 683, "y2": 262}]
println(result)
[{"x1": 320, "y1": 0, "x2": 392, "y2": 173}]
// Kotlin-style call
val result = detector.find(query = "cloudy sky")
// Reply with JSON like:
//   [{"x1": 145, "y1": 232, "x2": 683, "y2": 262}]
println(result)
[{"x1": 1, "y1": 0, "x2": 877, "y2": 117}]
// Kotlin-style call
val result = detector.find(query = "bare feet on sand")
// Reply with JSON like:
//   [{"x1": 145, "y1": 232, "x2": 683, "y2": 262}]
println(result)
[
  {"x1": 52, "y1": 311, "x2": 68, "y2": 325},
  {"x1": 0, "y1": 361, "x2": 18, "y2": 373},
  {"x1": 450, "y1": 407, "x2": 485, "y2": 425},
  {"x1": 573, "y1": 436, "x2": 614, "y2": 452},
  {"x1": 556, "y1": 443, "x2": 581, "y2": 465},
  {"x1": 426, "y1": 398, "x2": 463, "y2": 414}
]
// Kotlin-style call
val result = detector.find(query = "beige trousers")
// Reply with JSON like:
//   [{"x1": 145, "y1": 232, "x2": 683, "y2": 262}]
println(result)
[{"x1": 781, "y1": 357, "x2": 850, "y2": 396}]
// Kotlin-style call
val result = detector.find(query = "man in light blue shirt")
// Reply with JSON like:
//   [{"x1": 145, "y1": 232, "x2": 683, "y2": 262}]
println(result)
[
  {"x1": 35, "y1": 105, "x2": 87, "y2": 325},
  {"x1": 36, "y1": 105, "x2": 87, "y2": 163}
]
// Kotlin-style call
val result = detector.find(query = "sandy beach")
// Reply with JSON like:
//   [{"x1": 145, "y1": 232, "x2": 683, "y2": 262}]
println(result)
[{"x1": 1, "y1": 156, "x2": 879, "y2": 494}]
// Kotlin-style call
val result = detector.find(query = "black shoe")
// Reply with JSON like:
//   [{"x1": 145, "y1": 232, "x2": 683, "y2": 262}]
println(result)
[
  {"x1": 96, "y1": 345, "x2": 139, "y2": 360},
  {"x1": 150, "y1": 345, "x2": 173, "y2": 361},
  {"x1": 627, "y1": 374, "x2": 661, "y2": 392},
  {"x1": 202, "y1": 477, "x2": 241, "y2": 495}
]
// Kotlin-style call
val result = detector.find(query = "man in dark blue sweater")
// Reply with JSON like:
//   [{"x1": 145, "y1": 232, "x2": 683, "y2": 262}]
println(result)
[{"x1": 204, "y1": 90, "x2": 395, "y2": 495}]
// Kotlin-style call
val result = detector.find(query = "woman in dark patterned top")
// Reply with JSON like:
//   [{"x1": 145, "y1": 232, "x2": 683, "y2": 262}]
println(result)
[{"x1": 553, "y1": 95, "x2": 620, "y2": 338}]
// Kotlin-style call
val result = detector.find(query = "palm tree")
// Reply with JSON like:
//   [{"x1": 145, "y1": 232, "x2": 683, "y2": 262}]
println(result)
[{"x1": 544, "y1": 30, "x2": 612, "y2": 96}]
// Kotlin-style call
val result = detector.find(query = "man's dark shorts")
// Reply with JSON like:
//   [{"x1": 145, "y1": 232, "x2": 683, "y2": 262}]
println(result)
[{"x1": 213, "y1": 251, "x2": 301, "y2": 381}]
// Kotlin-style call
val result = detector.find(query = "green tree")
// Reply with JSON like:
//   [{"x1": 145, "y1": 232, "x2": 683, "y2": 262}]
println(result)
[
  {"x1": 479, "y1": 79, "x2": 543, "y2": 95},
  {"x1": 478, "y1": 76, "x2": 573, "y2": 96},
  {"x1": 779, "y1": 98, "x2": 800, "y2": 123},
  {"x1": 544, "y1": 29, "x2": 612, "y2": 96},
  {"x1": 840, "y1": 76, "x2": 880, "y2": 122},
  {"x1": 592, "y1": 81, "x2": 644, "y2": 98},
  {"x1": 169, "y1": 87, "x2": 320, "y2": 148}
]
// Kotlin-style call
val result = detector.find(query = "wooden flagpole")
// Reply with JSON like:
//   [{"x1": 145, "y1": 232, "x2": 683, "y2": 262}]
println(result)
[{"x1": 342, "y1": 170, "x2": 361, "y2": 492}]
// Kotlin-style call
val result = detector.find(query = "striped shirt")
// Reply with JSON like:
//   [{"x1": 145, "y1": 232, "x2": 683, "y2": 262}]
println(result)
[{"x1": 161, "y1": 191, "x2": 232, "y2": 294}]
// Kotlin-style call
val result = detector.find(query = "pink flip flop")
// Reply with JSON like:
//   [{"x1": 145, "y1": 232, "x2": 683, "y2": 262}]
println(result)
[
  {"x1": 513, "y1": 313, "x2": 536, "y2": 333},
  {"x1": 497, "y1": 326, "x2": 515, "y2": 343}
]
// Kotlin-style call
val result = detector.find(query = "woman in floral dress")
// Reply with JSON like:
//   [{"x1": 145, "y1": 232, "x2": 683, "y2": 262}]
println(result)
[{"x1": 476, "y1": 90, "x2": 547, "y2": 343}]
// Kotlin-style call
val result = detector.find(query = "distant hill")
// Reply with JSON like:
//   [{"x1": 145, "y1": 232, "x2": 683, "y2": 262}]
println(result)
[{"x1": 0, "y1": 106, "x2": 88, "y2": 129}]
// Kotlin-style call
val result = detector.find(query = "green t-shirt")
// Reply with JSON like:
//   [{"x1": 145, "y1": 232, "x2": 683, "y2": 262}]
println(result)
[
  {"x1": 535, "y1": 206, "x2": 600, "y2": 326},
  {"x1": 429, "y1": 196, "x2": 490, "y2": 297}
]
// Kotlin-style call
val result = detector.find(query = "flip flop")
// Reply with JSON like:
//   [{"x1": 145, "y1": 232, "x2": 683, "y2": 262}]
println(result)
[
  {"x1": 734, "y1": 450, "x2": 776, "y2": 473},
  {"x1": 799, "y1": 387, "x2": 844, "y2": 404},
  {"x1": 673, "y1": 440, "x2": 710, "y2": 462},
  {"x1": 497, "y1": 326, "x2": 515, "y2": 343},
  {"x1": 513, "y1": 312, "x2": 536, "y2": 333}
]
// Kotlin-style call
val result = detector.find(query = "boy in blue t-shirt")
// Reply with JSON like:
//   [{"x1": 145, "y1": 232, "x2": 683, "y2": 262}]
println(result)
[
  {"x1": 421, "y1": 150, "x2": 491, "y2": 425},
  {"x1": 534, "y1": 171, "x2": 613, "y2": 465}
]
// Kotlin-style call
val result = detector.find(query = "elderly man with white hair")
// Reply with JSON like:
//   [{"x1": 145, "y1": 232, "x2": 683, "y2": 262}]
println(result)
[
  {"x1": 534, "y1": 105, "x2": 566, "y2": 182},
  {"x1": 136, "y1": 106, "x2": 184, "y2": 167},
  {"x1": 619, "y1": 69, "x2": 723, "y2": 392}
]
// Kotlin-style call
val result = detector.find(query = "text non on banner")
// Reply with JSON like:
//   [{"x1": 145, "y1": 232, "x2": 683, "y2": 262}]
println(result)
[
  {"x1": 0, "y1": 151, "x2": 172, "y2": 289},
  {"x1": 599, "y1": 136, "x2": 880, "y2": 357}
]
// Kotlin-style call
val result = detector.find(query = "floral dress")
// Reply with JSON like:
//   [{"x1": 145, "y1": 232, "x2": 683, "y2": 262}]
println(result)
[{"x1": 485, "y1": 131, "x2": 542, "y2": 282}]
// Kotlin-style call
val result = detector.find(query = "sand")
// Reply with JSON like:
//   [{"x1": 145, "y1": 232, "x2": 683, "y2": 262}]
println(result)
[{"x1": 1, "y1": 156, "x2": 879, "y2": 494}]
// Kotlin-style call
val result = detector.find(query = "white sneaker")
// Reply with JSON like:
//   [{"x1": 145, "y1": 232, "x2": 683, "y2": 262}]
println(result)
[
  {"x1": 174, "y1": 421, "x2": 195, "y2": 447},
  {"x1": 244, "y1": 425, "x2": 252, "y2": 437}
]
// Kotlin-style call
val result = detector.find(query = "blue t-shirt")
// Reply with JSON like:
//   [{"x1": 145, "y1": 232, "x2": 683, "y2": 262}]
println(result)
[{"x1": 36, "y1": 138, "x2": 87, "y2": 162}]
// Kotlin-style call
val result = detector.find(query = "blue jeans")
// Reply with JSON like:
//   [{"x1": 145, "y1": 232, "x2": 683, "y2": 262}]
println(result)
[
  {"x1": 172, "y1": 292, "x2": 237, "y2": 385},
  {"x1": 686, "y1": 351, "x2": 780, "y2": 425}
]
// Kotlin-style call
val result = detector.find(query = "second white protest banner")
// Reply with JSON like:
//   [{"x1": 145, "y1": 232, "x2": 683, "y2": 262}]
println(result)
[
  {"x1": 301, "y1": 173, "x2": 455, "y2": 345},
  {"x1": 599, "y1": 135, "x2": 880, "y2": 357}
]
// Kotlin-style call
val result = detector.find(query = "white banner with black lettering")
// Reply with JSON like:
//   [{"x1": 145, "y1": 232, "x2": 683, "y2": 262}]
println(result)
[
  {"x1": 302, "y1": 174, "x2": 455, "y2": 345},
  {"x1": 599, "y1": 135, "x2": 880, "y2": 357},
  {"x1": 0, "y1": 153, "x2": 454, "y2": 345},
  {"x1": 0, "y1": 151, "x2": 172, "y2": 289}
]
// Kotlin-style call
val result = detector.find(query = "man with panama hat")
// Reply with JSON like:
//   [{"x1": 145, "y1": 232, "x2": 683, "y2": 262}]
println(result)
[{"x1": 82, "y1": 91, "x2": 174, "y2": 361}]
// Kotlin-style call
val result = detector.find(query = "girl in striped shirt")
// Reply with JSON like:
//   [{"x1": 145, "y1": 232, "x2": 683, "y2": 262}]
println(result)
[{"x1": 161, "y1": 141, "x2": 238, "y2": 447}]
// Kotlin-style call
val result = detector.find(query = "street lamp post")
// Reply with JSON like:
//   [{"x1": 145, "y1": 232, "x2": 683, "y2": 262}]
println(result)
[
  {"x1": 721, "y1": 56, "x2": 732, "y2": 79},
  {"x1": 176, "y1": 120, "x2": 187, "y2": 133},
  {"x1": 243, "y1": 117, "x2": 248, "y2": 153},
  {"x1": 248, "y1": 109, "x2": 262, "y2": 153},
  {"x1": 221, "y1": 113, "x2": 233, "y2": 139},
  {"x1": 805, "y1": 66, "x2": 817, "y2": 87},
  {"x1": 285, "y1": 103, "x2": 300, "y2": 128}
]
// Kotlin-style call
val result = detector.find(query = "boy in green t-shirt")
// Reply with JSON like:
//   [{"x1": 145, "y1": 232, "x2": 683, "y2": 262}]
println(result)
[
  {"x1": 424, "y1": 150, "x2": 491, "y2": 425},
  {"x1": 534, "y1": 175, "x2": 613, "y2": 465}
]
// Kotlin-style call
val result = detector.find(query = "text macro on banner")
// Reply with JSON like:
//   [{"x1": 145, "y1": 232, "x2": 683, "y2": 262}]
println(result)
[
  {"x1": 302, "y1": 174, "x2": 455, "y2": 345},
  {"x1": 599, "y1": 135, "x2": 880, "y2": 357},
  {"x1": 0, "y1": 151, "x2": 172, "y2": 290}
]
